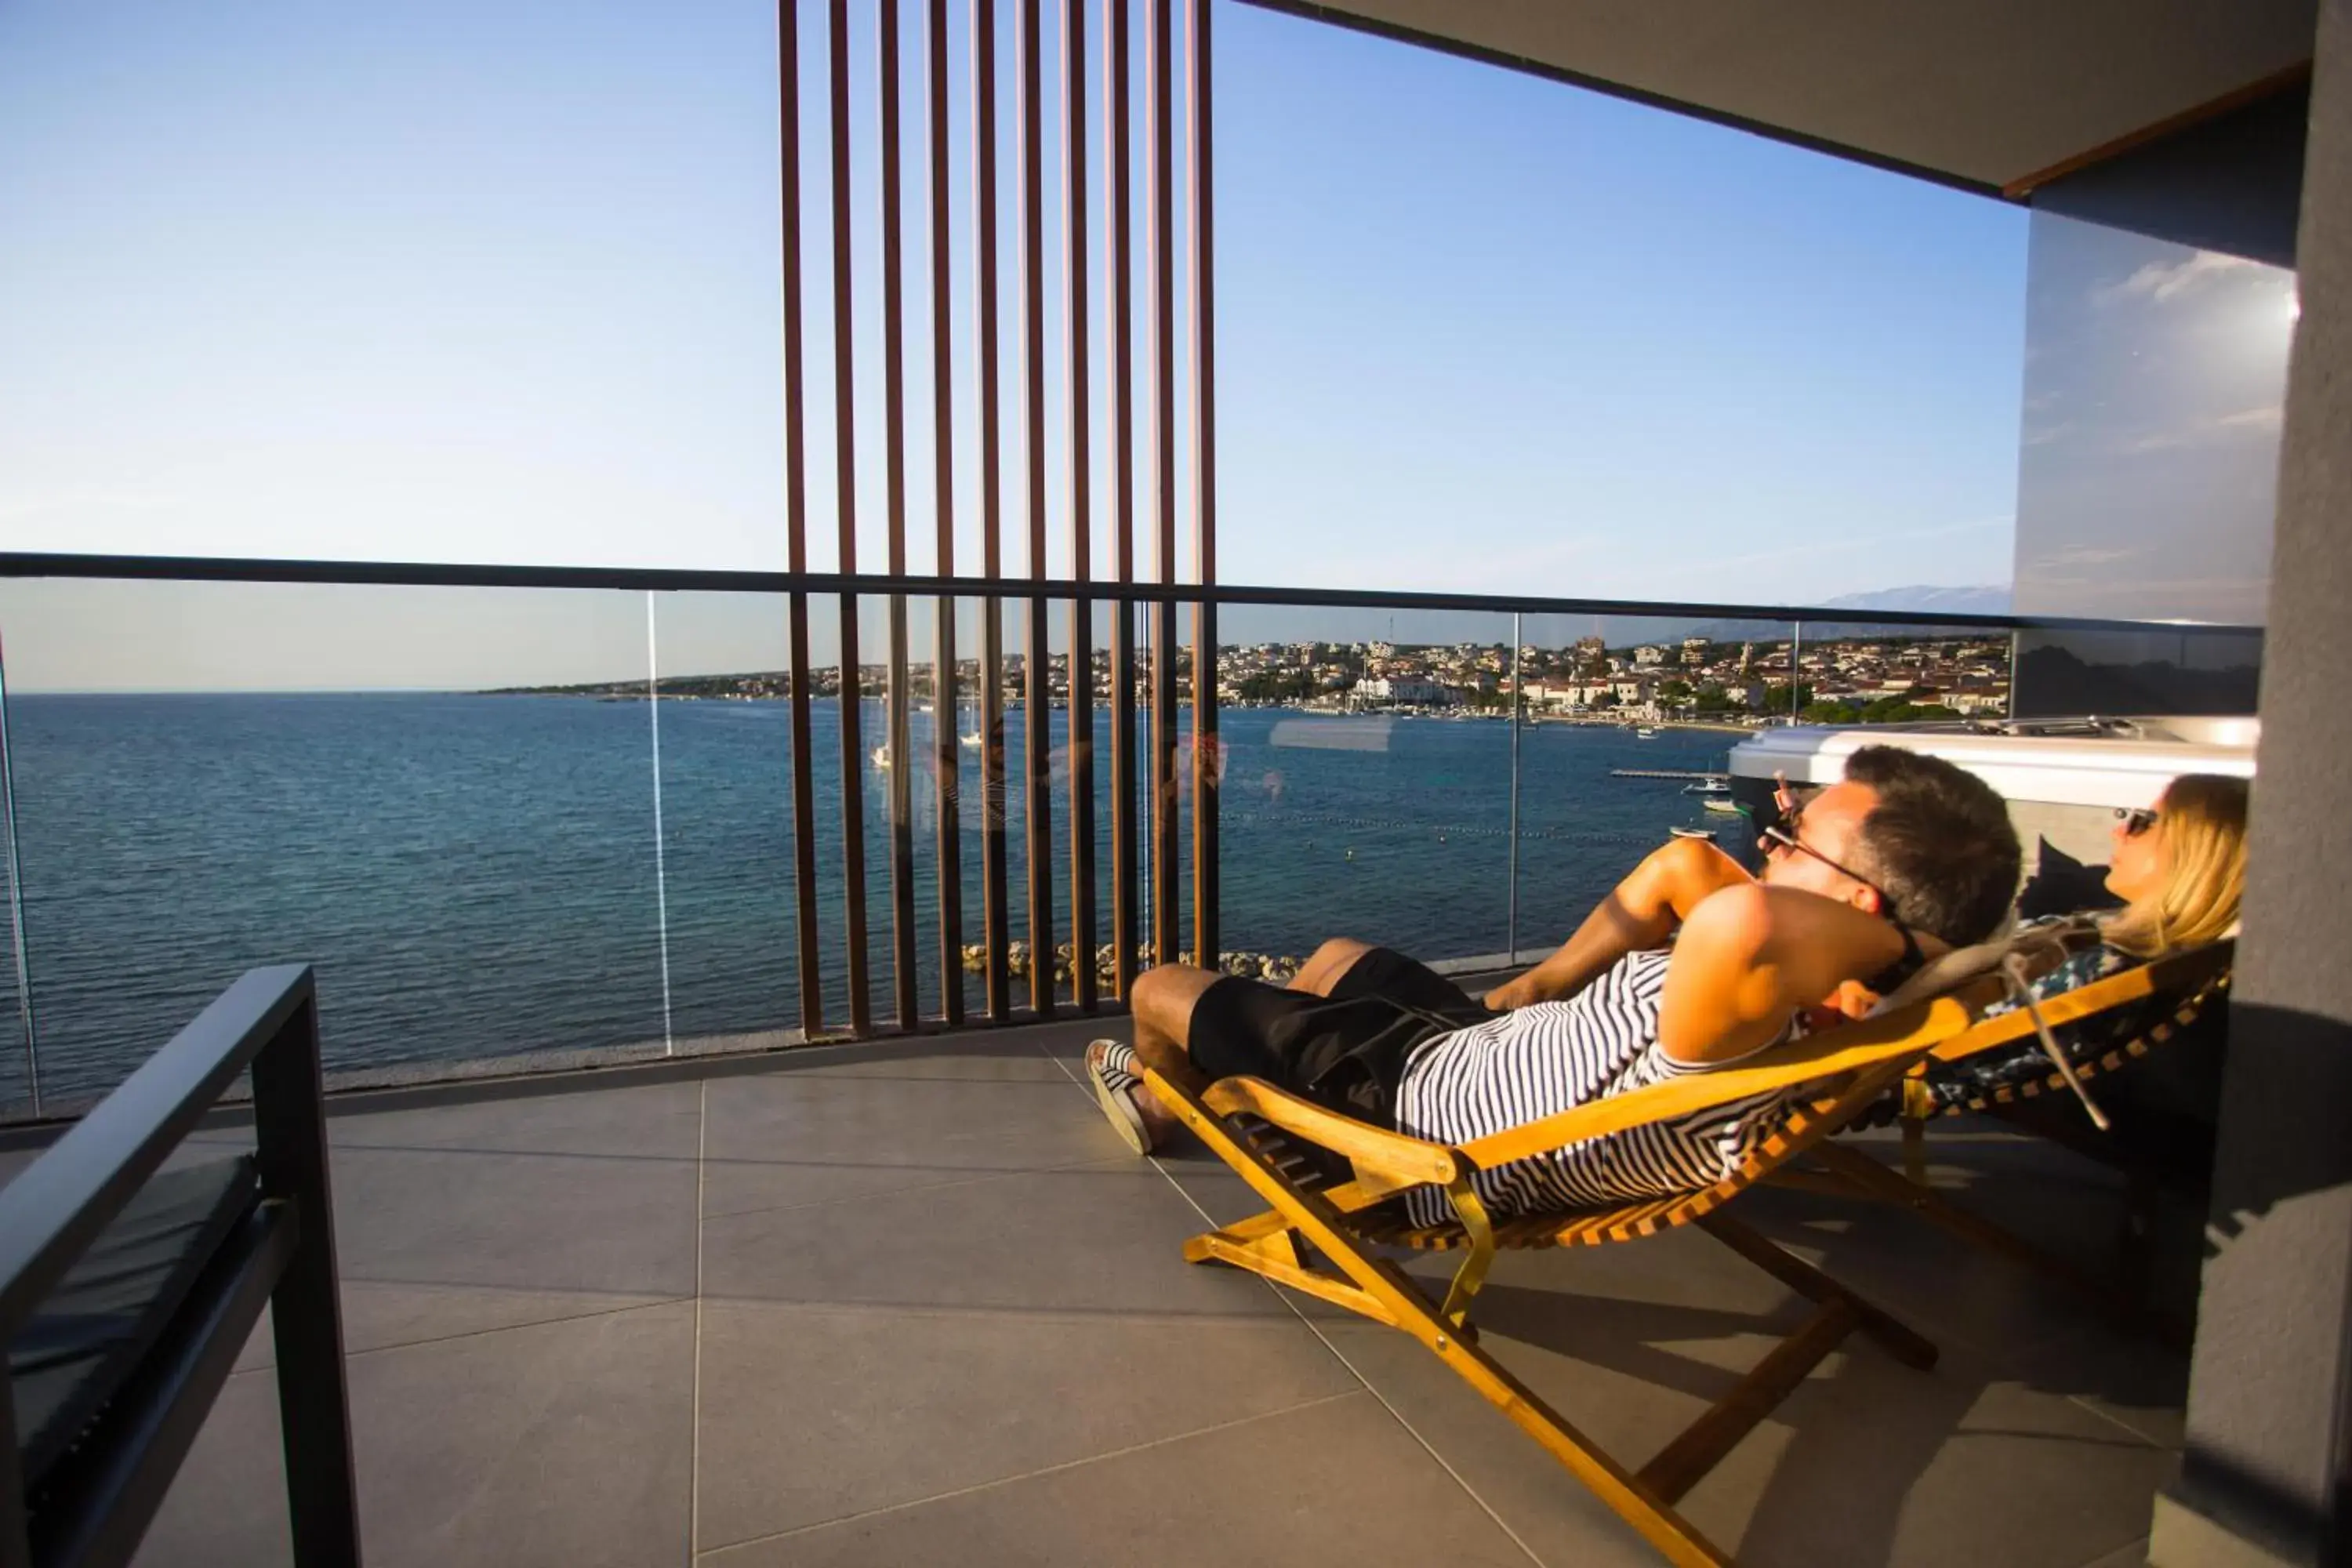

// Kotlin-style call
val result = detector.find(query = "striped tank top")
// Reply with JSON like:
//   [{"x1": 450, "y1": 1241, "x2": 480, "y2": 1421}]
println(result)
[{"x1": 1390, "y1": 948, "x2": 1795, "y2": 1229}]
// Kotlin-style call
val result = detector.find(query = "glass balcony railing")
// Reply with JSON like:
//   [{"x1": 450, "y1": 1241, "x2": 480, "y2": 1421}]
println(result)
[{"x1": 0, "y1": 563, "x2": 2268, "y2": 1119}]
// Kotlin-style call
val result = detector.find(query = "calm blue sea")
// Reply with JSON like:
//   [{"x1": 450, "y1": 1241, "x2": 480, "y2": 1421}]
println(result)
[{"x1": 0, "y1": 693, "x2": 1740, "y2": 1107}]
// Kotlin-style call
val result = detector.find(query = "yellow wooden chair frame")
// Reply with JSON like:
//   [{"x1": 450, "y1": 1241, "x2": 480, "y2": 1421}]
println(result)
[
  {"x1": 1796, "y1": 940, "x2": 2234, "y2": 1343},
  {"x1": 1142, "y1": 989, "x2": 2000, "y2": 1567}
]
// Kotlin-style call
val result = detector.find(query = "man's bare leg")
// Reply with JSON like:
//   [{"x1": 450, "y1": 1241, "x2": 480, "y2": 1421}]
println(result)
[
  {"x1": 1289, "y1": 936, "x2": 1376, "y2": 996},
  {"x1": 1123, "y1": 964, "x2": 1225, "y2": 1142}
]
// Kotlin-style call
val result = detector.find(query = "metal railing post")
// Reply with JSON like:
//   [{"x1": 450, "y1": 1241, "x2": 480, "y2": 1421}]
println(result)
[
  {"x1": 0, "y1": 630, "x2": 38, "y2": 1116},
  {"x1": 1508, "y1": 613, "x2": 1521, "y2": 965}
]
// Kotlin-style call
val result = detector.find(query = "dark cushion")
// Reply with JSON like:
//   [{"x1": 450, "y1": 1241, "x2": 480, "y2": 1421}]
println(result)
[
  {"x1": 9, "y1": 1155, "x2": 260, "y2": 1491},
  {"x1": 2017, "y1": 838, "x2": 2125, "y2": 922}
]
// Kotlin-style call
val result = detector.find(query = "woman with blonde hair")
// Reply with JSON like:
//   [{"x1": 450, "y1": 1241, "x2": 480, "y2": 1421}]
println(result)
[
  {"x1": 1923, "y1": 771, "x2": 2249, "y2": 1113},
  {"x1": 2096, "y1": 772, "x2": 2250, "y2": 958}
]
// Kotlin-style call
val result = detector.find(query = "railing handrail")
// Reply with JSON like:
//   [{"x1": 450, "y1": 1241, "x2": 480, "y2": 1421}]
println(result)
[
  {"x1": 0, "y1": 551, "x2": 2267, "y2": 639},
  {"x1": 0, "y1": 963, "x2": 313, "y2": 1338}
]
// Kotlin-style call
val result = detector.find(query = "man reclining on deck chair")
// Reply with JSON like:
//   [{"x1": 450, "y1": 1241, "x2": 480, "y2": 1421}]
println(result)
[{"x1": 1086, "y1": 746, "x2": 2022, "y2": 1225}]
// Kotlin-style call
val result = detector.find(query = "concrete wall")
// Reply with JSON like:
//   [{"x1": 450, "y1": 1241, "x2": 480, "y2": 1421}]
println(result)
[{"x1": 2157, "y1": 2, "x2": 2352, "y2": 1562}]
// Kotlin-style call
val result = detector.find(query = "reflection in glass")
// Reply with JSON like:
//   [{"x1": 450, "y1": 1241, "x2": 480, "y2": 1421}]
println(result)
[
  {"x1": 2013, "y1": 210, "x2": 2293, "y2": 626},
  {"x1": 2014, "y1": 626, "x2": 2264, "y2": 718}
]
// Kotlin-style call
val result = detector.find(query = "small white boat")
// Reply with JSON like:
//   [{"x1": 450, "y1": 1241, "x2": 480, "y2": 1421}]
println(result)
[
  {"x1": 1635, "y1": 726, "x2": 1660, "y2": 739},
  {"x1": 1682, "y1": 779, "x2": 1730, "y2": 797},
  {"x1": 960, "y1": 731, "x2": 983, "y2": 750},
  {"x1": 1702, "y1": 797, "x2": 1741, "y2": 815},
  {"x1": 870, "y1": 745, "x2": 891, "y2": 768}
]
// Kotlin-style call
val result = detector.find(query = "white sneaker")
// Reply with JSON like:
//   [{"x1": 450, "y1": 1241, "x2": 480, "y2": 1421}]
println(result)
[{"x1": 1083, "y1": 1038, "x2": 1160, "y2": 1156}]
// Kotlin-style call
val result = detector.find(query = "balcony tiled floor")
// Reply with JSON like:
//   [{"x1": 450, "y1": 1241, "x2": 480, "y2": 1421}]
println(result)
[{"x1": 83, "y1": 1018, "x2": 2191, "y2": 1567}]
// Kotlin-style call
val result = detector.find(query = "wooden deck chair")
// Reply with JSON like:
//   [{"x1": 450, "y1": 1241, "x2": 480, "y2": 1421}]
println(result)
[
  {"x1": 1792, "y1": 940, "x2": 2234, "y2": 1345},
  {"x1": 1139, "y1": 990, "x2": 1996, "y2": 1568}
]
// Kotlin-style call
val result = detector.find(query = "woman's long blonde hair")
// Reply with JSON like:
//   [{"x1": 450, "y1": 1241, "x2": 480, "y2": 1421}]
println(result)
[{"x1": 2103, "y1": 773, "x2": 2250, "y2": 956}]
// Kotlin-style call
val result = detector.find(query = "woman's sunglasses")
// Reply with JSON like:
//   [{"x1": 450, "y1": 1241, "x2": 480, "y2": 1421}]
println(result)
[{"x1": 2115, "y1": 807, "x2": 2160, "y2": 838}]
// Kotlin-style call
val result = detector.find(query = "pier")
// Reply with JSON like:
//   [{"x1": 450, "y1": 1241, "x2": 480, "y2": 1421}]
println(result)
[{"x1": 1608, "y1": 768, "x2": 1730, "y2": 781}]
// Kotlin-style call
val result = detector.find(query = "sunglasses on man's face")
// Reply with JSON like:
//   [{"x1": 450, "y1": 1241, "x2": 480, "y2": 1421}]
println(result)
[
  {"x1": 2115, "y1": 807, "x2": 2160, "y2": 838},
  {"x1": 1759, "y1": 818, "x2": 1900, "y2": 920}
]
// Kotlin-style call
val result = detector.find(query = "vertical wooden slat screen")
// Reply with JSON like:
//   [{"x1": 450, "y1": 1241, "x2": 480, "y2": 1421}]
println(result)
[
  {"x1": 1018, "y1": 0, "x2": 1056, "y2": 1018},
  {"x1": 772, "y1": 0, "x2": 1210, "y2": 1030},
  {"x1": 973, "y1": 0, "x2": 1012, "y2": 1021},
  {"x1": 781, "y1": 0, "x2": 825, "y2": 1036},
  {"x1": 1062, "y1": 0, "x2": 1097, "y2": 1012},
  {"x1": 1103, "y1": 0, "x2": 1138, "y2": 1000},
  {"x1": 1186, "y1": 0, "x2": 1218, "y2": 967},
  {"x1": 928, "y1": 0, "x2": 965, "y2": 1028},
  {"x1": 880, "y1": 0, "x2": 920, "y2": 1031},
  {"x1": 828, "y1": 0, "x2": 873, "y2": 1035},
  {"x1": 1145, "y1": 0, "x2": 1179, "y2": 968}
]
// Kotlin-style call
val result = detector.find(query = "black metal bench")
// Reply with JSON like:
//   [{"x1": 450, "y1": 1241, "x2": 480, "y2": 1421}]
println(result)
[{"x1": 2, "y1": 966, "x2": 360, "y2": 1568}]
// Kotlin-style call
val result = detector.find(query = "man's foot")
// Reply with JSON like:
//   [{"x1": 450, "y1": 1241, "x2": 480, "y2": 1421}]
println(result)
[{"x1": 1085, "y1": 1039, "x2": 1163, "y2": 1156}]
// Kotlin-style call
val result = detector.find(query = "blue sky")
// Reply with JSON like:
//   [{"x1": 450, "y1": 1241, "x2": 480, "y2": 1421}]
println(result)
[{"x1": 0, "y1": 0, "x2": 2032, "y2": 687}]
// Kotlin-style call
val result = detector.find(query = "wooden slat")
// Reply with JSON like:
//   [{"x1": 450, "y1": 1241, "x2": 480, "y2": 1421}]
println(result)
[
  {"x1": 1018, "y1": 0, "x2": 1055, "y2": 1018},
  {"x1": 982, "y1": 603, "x2": 1010, "y2": 1018},
  {"x1": 973, "y1": 0, "x2": 1011, "y2": 1020},
  {"x1": 1146, "y1": 0, "x2": 1178, "y2": 967},
  {"x1": 778, "y1": 0, "x2": 823, "y2": 1034},
  {"x1": 1063, "y1": 0, "x2": 1097, "y2": 1013},
  {"x1": 880, "y1": 0, "x2": 917, "y2": 1031},
  {"x1": 1201, "y1": 1077, "x2": 1461, "y2": 1189},
  {"x1": 1457, "y1": 994, "x2": 1982, "y2": 1173},
  {"x1": 1637, "y1": 1301, "x2": 1857, "y2": 1505},
  {"x1": 928, "y1": 0, "x2": 964, "y2": 1027},
  {"x1": 829, "y1": 0, "x2": 871, "y2": 1034},
  {"x1": 1185, "y1": 0, "x2": 1217, "y2": 969},
  {"x1": 1103, "y1": 0, "x2": 1138, "y2": 1000}
]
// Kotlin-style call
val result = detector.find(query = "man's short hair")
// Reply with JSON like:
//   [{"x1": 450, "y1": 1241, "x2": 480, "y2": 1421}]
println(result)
[{"x1": 1841, "y1": 745, "x2": 2021, "y2": 946}]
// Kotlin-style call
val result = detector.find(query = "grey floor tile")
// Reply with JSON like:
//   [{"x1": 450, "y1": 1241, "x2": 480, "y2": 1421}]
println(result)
[
  {"x1": 324, "y1": 1076, "x2": 703, "y2": 1160},
  {"x1": 138, "y1": 1300, "x2": 695, "y2": 1568},
  {"x1": 699, "y1": 1392, "x2": 1544, "y2": 1568},
  {"x1": 2079, "y1": 1541, "x2": 2150, "y2": 1567},
  {"x1": 694, "y1": 1298, "x2": 1361, "y2": 1549},
  {"x1": 2009, "y1": 1316, "x2": 2190, "y2": 1450},
  {"x1": 1316, "y1": 1254, "x2": 2176, "y2": 1568},
  {"x1": 757, "y1": 1033, "x2": 1090, "y2": 1084},
  {"x1": 232, "y1": 1279, "x2": 695, "y2": 1372},
  {"x1": 698, "y1": 1071, "x2": 1130, "y2": 1219},
  {"x1": 699, "y1": 1159, "x2": 1298, "y2": 1320},
  {"x1": 329, "y1": 1136, "x2": 698, "y2": 1302},
  {"x1": 1730, "y1": 1174, "x2": 2126, "y2": 1362}
]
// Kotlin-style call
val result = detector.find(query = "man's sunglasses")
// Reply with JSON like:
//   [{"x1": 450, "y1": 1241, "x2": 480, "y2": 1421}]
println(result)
[
  {"x1": 1759, "y1": 812, "x2": 1900, "y2": 920},
  {"x1": 2115, "y1": 807, "x2": 2160, "y2": 838}
]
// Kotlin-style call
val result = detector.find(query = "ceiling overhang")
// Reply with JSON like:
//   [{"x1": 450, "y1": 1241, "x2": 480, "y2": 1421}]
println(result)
[{"x1": 1247, "y1": 0, "x2": 2316, "y2": 198}]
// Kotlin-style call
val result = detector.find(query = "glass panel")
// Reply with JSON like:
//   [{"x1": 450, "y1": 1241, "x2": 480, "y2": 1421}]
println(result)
[
  {"x1": 1212, "y1": 602, "x2": 1515, "y2": 972},
  {"x1": 0, "y1": 578, "x2": 666, "y2": 1109},
  {"x1": 648, "y1": 590, "x2": 804, "y2": 1044},
  {"x1": 2014, "y1": 626, "x2": 2263, "y2": 717},
  {"x1": 1509, "y1": 615, "x2": 1793, "y2": 960},
  {"x1": 1783, "y1": 619, "x2": 2016, "y2": 727},
  {"x1": 2012, "y1": 209, "x2": 2294, "y2": 626}
]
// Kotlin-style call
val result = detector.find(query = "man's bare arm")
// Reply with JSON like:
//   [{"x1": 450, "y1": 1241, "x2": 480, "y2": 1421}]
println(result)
[
  {"x1": 1484, "y1": 836, "x2": 1755, "y2": 1010},
  {"x1": 1654, "y1": 884, "x2": 1911, "y2": 1064}
]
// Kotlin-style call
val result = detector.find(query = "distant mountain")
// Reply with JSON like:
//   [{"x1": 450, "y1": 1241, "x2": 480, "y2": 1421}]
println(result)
[
  {"x1": 1681, "y1": 585, "x2": 2013, "y2": 643},
  {"x1": 1813, "y1": 585, "x2": 2013, "y2": 617}
]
